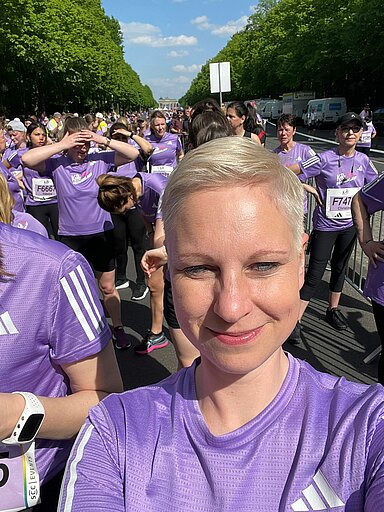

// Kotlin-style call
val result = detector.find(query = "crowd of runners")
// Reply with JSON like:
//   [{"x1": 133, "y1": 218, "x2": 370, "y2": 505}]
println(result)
[{"x1": 0, "y1": 99, "x2": 384, "y2": 510}]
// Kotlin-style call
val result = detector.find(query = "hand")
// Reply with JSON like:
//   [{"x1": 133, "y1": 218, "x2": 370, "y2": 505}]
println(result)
[
  {"x1": 111, "y1": 128, "x2": 131, "y2": 139},
  {"x1": 141, "y1": 247, "x2": 167, "y2": 278},
  {"x1": 303, "y1": 183, "x2": 323, "y2": 206},
  {"x1": 363, "y1": 240, "x2": 384, "y2": 268},
  {"x1": 58, "y1": 131, "x2": 90, "y2": 151}
]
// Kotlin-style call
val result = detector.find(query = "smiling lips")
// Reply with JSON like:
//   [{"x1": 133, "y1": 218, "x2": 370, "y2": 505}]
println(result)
[{"x1": 209, "y1": 328, "x2": 263, "y2": 346}]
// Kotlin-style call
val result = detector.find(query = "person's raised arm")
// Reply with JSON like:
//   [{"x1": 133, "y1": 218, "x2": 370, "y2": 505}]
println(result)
[
  {"x1": 21, "y1": 132, "x2": 84, "y2": 174},
  {"x1": 112, "y1": 127, "x2": 153, "y2": 158},
  {"x1": 81, "y1": 130, "x2": 139, "y2": 167}
]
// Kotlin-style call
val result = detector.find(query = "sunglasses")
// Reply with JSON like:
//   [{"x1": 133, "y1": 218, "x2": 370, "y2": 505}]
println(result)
[{"x1": 339, "y1": 125, "x2": 362, "y2": 134}]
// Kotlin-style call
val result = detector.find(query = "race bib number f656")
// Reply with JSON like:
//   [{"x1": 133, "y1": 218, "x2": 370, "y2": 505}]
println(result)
[
  {"x1": 32, "y1": 178, "x2": 57, "y2": 202},
  {"x1": 326, "y1": 187, "x2": 360, "y2": 219},
  {"x1": 0, "y1": 442, "x2": 40, "y2": 511}
]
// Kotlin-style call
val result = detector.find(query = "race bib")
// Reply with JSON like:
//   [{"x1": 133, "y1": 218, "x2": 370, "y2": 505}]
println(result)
[
  {"x1": 151, "y1": 165, "x2": 173, "y2": 176},
  {"x1": 32, "y1": 178, "x2": 56, "y2": 202},
  {"x1": 360, "y1": 133, "x2": 371, "y2": 144},
  {"x1": 326, "y1": 187, "x2": 360, "y2": 219},
  {"x1": 0, "y1": 442, "x2": 40, "y2": 511}
]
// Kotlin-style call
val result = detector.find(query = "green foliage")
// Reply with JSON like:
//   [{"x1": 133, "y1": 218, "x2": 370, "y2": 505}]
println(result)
[
  {"x1": 0, "y1": 0, "x2": 156, "y2": 115},
  {"x1": 181, "y1": 0, "x2": 383, "y2": 107}
]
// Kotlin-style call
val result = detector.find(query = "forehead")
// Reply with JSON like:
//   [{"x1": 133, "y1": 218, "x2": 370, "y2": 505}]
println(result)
[
  {"x1": 153, "y1": 117, "x2": 165, "y2": 124},
  {"x1": 167, "y1": 186, "x2": 293, "y2": 254},
  {"x1": 278, "y1": 122, "x2": 294, "y2": 130}
]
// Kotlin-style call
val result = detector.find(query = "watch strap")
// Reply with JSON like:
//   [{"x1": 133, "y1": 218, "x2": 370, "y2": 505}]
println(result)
[{"x1": 2, "y1": 392, "x2": 45, "y2": 445}]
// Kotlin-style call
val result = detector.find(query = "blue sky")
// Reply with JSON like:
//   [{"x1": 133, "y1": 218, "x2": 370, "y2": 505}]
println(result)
[{"x1": 100, "y1": 0, "x2": 257, "y2": 102}]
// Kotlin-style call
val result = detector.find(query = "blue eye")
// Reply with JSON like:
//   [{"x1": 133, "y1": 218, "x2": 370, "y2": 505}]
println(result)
[
  {"x1": 183, "y1": 265, "x2": 210, "y2": 276},
  {"x1": 250, "y1": 262, "x2": 279, "y2": 272}
]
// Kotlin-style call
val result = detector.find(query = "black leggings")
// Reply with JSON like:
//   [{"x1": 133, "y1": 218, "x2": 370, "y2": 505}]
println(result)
[
  {"x1": 371, "y1": 301, "x2": 384, "y2": 385},
  {"x1": 26, "y1": 203, "x2": 59, "y2": 239},
  {"x1": 300, "y1": 227, "x2": 356, "y2": 301},
  {"x1": 111, "y1": 209, "x2": 146, "y2": 284}
]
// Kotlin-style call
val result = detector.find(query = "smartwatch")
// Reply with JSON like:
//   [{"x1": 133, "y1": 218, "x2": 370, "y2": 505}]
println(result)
[{"x1": 2, "y1": 392, "x2": 45, "y2": 445}]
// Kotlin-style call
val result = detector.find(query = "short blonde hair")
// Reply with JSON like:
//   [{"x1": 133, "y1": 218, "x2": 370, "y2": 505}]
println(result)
[{"x1": 162, "y1": 137, "x2": 304, "y2": 251}]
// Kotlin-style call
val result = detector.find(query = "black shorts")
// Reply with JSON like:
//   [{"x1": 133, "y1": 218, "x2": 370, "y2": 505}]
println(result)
[
  {"x1": 60, "y1": 231, "x2": 116, "y2": 272},
  {"x1": 163, "y1": 276, "x2": 180, "y2": 329}
]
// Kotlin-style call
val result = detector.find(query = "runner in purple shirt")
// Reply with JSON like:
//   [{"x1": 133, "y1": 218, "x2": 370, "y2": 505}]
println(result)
[
  {"x1": 7, "y1": 123, "x2": 60, "y2": 238},
  {"x1": 273, "y1": 113, "x2": 322, "y2": 223},
  {"x1": 145, "y1": 110, "x2": 183, "y2": 175},
  {"x1": 0, "y1": 223, "x2": 123, "y2": 511},
  {"x1": 289, "y1": 113, "x2": 378, "y2": 339},
  {"x1": 22, "y1": 116, "x2": 139, "y2": 349},
  {"x1": 60, "y1": 137, "x2": 384, "y2": 511},
  {"x1": 97, "y1": 171, "x2": 169, "y2": 353},
  {"x1": 352, "y1": 173, "x2": 384, "y2": 384}
]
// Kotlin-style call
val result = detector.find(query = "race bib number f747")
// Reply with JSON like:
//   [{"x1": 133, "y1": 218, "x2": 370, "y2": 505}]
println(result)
[
  {"x1": 326, "y1": 187, "x2": 360, "y2": 219},
  {"x1": 0, "y1": 442, "x2": 40, "y2": 511}
]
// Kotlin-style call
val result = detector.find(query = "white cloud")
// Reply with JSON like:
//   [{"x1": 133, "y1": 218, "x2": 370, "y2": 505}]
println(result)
[
  {"x1": 191, "y1": 15, "x2": 213, "y2": 31},
  {"x1": 190, "y1": 14, "x2": 248, "y2": 37},
  {"x1": 172, "y1": 64, "x2": 202, "y2": 73},
  {"x1": 167, "y1": 50, "x2": 189, "y2": 58},
  {"x1": 120, "y1": 21, "x2": 197, "y2": 47}
]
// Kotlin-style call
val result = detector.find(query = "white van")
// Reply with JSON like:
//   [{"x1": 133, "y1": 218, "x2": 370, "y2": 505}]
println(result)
[
  {"x1": 303, "y1": 97, "x2": 347, "y2": 126},
  {"x1": 262, "y1": 100, "x2": 282, "y2": 120}
]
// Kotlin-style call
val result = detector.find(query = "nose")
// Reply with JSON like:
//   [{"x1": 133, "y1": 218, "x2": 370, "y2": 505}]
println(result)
[{"x1": 213, "y1": 271, "x2": 253, "y2": 324}]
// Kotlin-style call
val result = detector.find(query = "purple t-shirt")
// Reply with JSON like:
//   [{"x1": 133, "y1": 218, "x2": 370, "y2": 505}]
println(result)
[
  {"x1": 59, "y1": 354, "x2": 384, "y2": 511},
  {"x1": 0, "y1": 223, "x2": 111, "y2": 483},
  {"x1": 360, "y1": 173, "x2": 384, "y2": 306},
  {"x1": 12, "y1": 210, "x2": 48, "y2": 237},
  {"x1": 9, "y1": 148, "x2": 58, "y2": 206},
  {"x1": 135, "y1": 172, "x2": 168, "y2": 223},
  {"x1": 274, "y1": 142, "x2": 320, "y2": 214},
  {"x1": 145, "y1": 132, "x2": 182, "y2": 174},
  {"x1": 0, "y1": 162, "x2": 25, "y2": 212},
  {"x1": 299, "y1": 148, "x2": 378, "y2": 231},
  {"x1": 45, "y1": 152, "x2": 115, "y2": 236}
]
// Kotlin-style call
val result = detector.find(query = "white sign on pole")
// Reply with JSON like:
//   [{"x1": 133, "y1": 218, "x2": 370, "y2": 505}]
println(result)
[{"x1": 209, "y1": 62, "x2": 231, "y2": 94}]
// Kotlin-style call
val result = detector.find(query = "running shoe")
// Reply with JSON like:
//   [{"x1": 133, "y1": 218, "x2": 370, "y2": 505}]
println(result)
[
  {"x1": 325, "y1": 308, "x2": 348, "y2": 331},
  {"x1": 112, "y1": 326, "x2": 132, "y2": 349},
  {"x1": 134, "y1": 331, "x2": 169, "y2": 354},
  {"x1": 286, "y1": 322, "x2": 302, "y2": 345},
  {"x1": 131, "y1": 283, "x2": 149, "y2": 301},
  {"x1": 115, "y1": 279, "x2": 129, "y2": 290}
]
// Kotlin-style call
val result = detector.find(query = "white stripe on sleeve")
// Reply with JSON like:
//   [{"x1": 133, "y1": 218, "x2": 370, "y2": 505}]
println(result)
[
  {"x1": 76, "y1": 265, "x2": 105, "y2": 330},
  {"x1": 69, "y1": 269, "x2": 102, "y2": 334},
  {"x1": 60, "y1": 276, "x2": 95, "y2": 341},
  {"x1": 59, "y1": 424, "x2": 95, "y2": 511}
]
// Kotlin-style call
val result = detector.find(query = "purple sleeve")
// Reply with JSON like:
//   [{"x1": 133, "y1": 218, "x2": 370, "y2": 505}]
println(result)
[
  {"x1": 49, "y1": 251, "x2": 111, "y2": 365},
  {"x1": 298, "y1": 151, "x2": 322, "y2": 179},
  {"x1": 360, "y1": 173, "x2": 384, "y2": 214},
  {"x1": 58, "y1": 405, "x2": 124, "y2": 512},
  {"x1": 364, "y1": 419, "x2": 384, "y2": 510},
  {"x1": 6, "y1": 150, "x2": 22, "y2": 169}
]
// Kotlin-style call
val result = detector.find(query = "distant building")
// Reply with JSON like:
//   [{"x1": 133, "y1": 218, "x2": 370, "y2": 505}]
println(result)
[{"x1": 158, "y1": 97, "x2": 179, "y2": 111}]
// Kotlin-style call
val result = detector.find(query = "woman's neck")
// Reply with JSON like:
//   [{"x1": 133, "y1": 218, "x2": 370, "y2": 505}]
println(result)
[
  {"x1": 195, "y1": 348, "x2": 289, "y2": 436},
  {"x1": 338, "y1": 145, "x2": 355, "y2": 158},
  {"x1": 280, "y1": 140, "x2": 295, "y2": 152}
]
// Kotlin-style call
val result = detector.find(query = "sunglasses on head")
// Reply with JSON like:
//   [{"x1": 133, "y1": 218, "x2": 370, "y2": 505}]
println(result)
[{"x1": 339, "y1": 125, "x2": 361, "y2": 134}]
